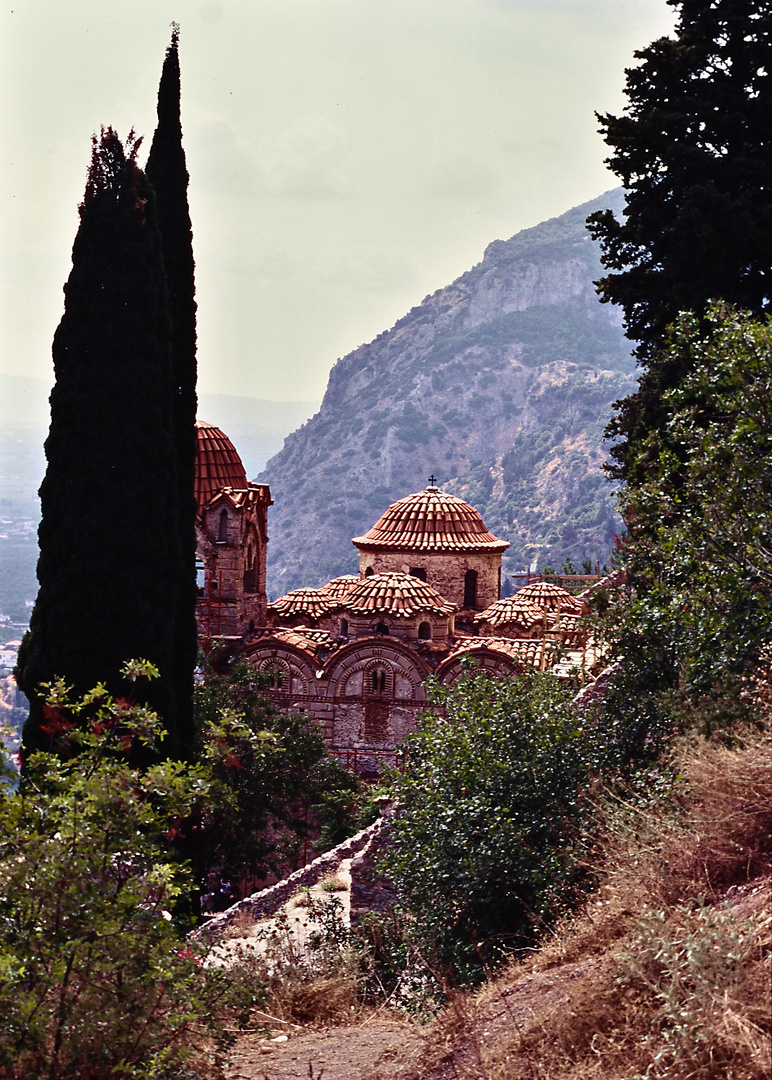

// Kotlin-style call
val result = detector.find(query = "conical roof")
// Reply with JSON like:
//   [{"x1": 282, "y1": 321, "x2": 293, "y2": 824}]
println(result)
[
  {"x1": 344, "y1": 572, "x2": 456, "y2": 618},
  {"x1": 194, "y1": 420, "x2": 248, "y2": 510},
  {"x1": 269, "y1": 587, "x2": 336, "y2": 621},
  {"x1": 474, "y1": 595, "x2": 545, "y2": 630},
  {"x1": 318, "y1": 575, "x2": 360, "y2": 603},
  {"x1": 514, "y1": 582, "x2": 585, "y2": 615},
  {"x1": 352, "y1": 487, "x2": 508, "y2": 554}
]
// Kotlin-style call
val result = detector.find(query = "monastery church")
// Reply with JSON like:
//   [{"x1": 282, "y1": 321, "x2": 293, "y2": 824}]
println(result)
[{"x1": 194, "y1": 420, "x2": 598, "y2": 773}]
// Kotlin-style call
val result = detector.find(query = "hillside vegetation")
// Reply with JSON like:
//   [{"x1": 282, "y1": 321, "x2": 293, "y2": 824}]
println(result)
[{"x1": 261, "y1": 190, "x2": 634, "y2": 596}]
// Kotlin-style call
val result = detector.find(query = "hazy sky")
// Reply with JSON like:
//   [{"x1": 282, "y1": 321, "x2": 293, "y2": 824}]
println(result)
[{"x1": 1, "y1": 0, "x2": 675, "y2": 405}]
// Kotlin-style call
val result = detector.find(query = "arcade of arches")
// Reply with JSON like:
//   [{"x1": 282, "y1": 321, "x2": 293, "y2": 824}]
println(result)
[{"x1": 194, "y1": 421, "x2": 603, "y2": 773}]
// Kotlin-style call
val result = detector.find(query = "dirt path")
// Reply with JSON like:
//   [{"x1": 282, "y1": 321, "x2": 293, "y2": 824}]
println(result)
[{"x1": 224, "y1": 1018, "x2": 423, "y2": 1080}]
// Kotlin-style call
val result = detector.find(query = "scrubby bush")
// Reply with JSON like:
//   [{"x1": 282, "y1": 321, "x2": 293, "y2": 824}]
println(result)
[
  {"x1": 384, "y1": 671, "x2": 602, "y2": 984},
  {"x1": 0, "y1": 663, "x2": 259, "y2": 1079}
]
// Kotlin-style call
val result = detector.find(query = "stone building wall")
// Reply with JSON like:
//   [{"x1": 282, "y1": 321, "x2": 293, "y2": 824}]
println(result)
[{"x1": 357, "y1": 548, "x2": 501, "y2": 611}]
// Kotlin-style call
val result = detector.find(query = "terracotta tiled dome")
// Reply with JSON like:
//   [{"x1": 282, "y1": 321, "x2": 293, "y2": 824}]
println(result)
[
  {"x1": 352, "y1": 487, "x2": 508, "y2": 553},
  {"x1": 344, "y1": 572, "x2": 456, "y2": 617},
  {"x1": 269, "y1": 587, "x2": 335, "y2": 620},
  {"x1": 446, "y1": 637, "x2": 555, "y2": 669},
  {"x1": 474, "y1": 596, "x2": 546, "y2": 630},
  {"x1": 513, "y1": 582, "x2": 585, "y2": 615},
  {"x1": 318, "y1": 575, "x2": 360, "y2": 603},
  {"x1": 195, "y1": 421, "x2": 248, "y2": 510}
]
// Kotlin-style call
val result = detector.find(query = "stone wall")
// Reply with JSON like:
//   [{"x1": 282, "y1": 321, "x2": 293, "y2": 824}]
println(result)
[{"x1": 358, "y1": 549, "x2": 501, "y2": 611}]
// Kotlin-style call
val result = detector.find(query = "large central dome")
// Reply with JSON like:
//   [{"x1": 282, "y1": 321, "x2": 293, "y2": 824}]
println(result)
[{"x1": 352, "y1": 487, "x2": 508, "y2": 554}]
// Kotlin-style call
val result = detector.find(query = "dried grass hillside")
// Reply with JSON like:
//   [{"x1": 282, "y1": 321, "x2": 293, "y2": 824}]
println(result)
[{"x1": 224, "y1": 723, "x2": 770, "y2": 1080}]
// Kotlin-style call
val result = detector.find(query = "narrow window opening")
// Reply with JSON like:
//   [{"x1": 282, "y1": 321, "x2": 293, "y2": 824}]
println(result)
[
  {"x1": 340, "y1": 618, "x2": 349, "y2": 638},
  {"x1": 418, "y1": 621, "x2": 432, "y2": 641},
  {"x1": 217, "y1": 509, "x2": 228, "y2": 543},
  {"x1": 410, "y1": 567, "x2": 427, "y2": 582},
  {"x1": 375, "y1": 622, "x2": 389, "y2": 636},
  {"x1": 364, "y1": 567, "x2": 374, "y2": 577},
  {"x1": 464, "y1": 569, "x2": 478, "y2": 609}
]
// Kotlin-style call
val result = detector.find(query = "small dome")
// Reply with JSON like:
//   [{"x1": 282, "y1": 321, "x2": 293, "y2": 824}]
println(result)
[
  {"x1": 195, "y1": 421, "x2": 248, "y2": 511},
  {"x1": 352, "y1": 488, "x2": 508, "y2": 554},
  {"x1": 513, "y1": 582, "x2": 585, "y2": 615},
  {"x1": 269, "y1": 586, "x2": 335, "y2": 621},
  {"x1": 318, "y1": 575, "x2": 360, "y2": 603},
  {"x1": 474, "y1": 596, "x2": 546, "y2": 630},
  {"x1": 344, "y1": 572, "x2": 455, "y2": 618}
]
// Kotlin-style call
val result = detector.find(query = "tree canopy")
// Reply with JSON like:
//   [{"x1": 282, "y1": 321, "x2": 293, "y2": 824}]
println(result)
[
  {"x1": 16, "y1": 130, "x2": 182, "y2": 753},
  {"x1": 587, "y1": 0, "x2": 772, "y2": 480},
  {"x1": 146, "y1": 26, "x2": 199, "y2": 752},
  {"x1": 616, "y1": 304, "x2": 772, "y2": 688}
]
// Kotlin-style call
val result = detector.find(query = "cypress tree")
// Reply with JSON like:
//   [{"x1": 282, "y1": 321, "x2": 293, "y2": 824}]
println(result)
[
  {"x1": 146, "y1": 26, "x2": 198, "y2": 755},
  {"x1": 17, "y1": 129, "x2": 181, "y2": 753}
]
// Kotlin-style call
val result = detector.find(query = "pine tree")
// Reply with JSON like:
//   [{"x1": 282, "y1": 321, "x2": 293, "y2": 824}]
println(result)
[
  {"x1": 587, "y1": 0, "x2": 772, "y2": 482},
  {"x1": 16, "y1": 130, "x2": 181, "y2": 753},
  {"x1": 146, "y1": 26, "x2": 198, "y2": 755}
]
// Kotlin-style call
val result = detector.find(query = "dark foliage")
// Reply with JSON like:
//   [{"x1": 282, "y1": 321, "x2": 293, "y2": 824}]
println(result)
[
  {"x1": 146, "y1": 26, "x2": 199, "y2": 756},
  {"x1": 16, "y1": 130, "x2": 182, "y2": 753},
  {"x1": 588, "y1": 0, "x2": 772, "y2": 483},
  {"x1": 189, "y1": 662, "x2": 368, "y2": 899}
]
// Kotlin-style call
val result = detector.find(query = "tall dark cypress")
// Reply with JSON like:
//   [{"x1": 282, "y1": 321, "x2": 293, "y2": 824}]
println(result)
[
  {"x1": 145, "y1": 26, "x2": 198, "y2": 756},
  {"x1": 17, "y1": 129, "x2": 181, "y2": 752}
]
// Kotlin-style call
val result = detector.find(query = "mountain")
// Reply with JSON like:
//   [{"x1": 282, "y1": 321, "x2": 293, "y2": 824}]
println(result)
[{"x1": 261, "y1": 190, "x2": 635, "y2": 598}]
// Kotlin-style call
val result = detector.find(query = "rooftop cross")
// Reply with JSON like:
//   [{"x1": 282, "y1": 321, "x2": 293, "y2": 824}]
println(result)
[{"x1": 427, "y1": 474, "x2": 437, "y2": 486}]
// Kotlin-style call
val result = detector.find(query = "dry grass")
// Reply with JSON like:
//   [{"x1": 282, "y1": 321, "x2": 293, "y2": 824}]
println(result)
[
  {"x1": 267, "y1": 973, "x2": 363, "y2": 1026},
  {"x1": 220, "y1": 908, "x2": 259, "y2": 940},
  {"x1": 413, "y1": 728, "x2": 771, "y2": 1080},
  {"x1": 320, "y1": 873, "x2": 349, "y2": 892}
]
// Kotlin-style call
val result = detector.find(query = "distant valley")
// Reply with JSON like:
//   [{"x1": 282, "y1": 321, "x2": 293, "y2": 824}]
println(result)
[{"x1": 0, "y1": 376, "x2": 314, "y2": 624}]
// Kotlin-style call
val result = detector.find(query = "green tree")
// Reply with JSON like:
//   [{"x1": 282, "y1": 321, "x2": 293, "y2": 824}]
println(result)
[
  {"x1": 0, "y1": 663, "x2": 256, "y2": 1079},
  {"x1": 384, "y1": 672, "x2": 597, "y2": 984},
  {"x1": 617, "y1": 304, "x2": 772, "y2": 688},
  {"x1": 587, "y1": 0, "x2": 772, "y2": 482},
  {"x1": 16, "y1": 130, "x2": 182, "y2": 754},
  {"x1": 146, "y1": 26, "x2": 199, "y2": 755},
  {"x1": 190, "y1": 662, "x2": 366, "y2": 902}
]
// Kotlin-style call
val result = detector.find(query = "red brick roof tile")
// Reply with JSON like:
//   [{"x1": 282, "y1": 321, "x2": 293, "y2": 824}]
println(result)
[
  {"x1": 344, "y1": 572, "x2": 456, "y2": 618},
  {"x1": 353, "y1": 488, "x2": 508, "y2": 554},
  {"x1": 474, "y1": 596, "x2": 546, "y2": 631},
  {"x1": 269, "y1": 587, "x2": 336, "y2": 620},
  {"x1": 513, "y1": 582, "x2": 585, "y2": 615},
  {"x1": 195, "y1": 421, "x2": 248, "y2": 510},
  {"x1": 318, "y1": 575, "x2": 360, "y2": 602}
]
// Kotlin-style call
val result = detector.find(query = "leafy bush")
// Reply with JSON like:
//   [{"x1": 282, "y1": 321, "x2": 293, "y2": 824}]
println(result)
[
  {"x1": 0, "y1": 663, "x2": 259, "y2": 1079},
  {"x1": 383, "y1": 672, "x2": 599, "y2": 984},
  {"x1": 190, "y1": 661, "x2": 368, "y2": 899}
]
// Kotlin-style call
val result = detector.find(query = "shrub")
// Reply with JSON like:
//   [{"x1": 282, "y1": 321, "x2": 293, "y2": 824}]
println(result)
[
  {"x1": 0, "y1": 664, "x2": 259, "y2": 1079},
  {"x1": 384, "y1": 671, "x2": 599, "y2": 984}
]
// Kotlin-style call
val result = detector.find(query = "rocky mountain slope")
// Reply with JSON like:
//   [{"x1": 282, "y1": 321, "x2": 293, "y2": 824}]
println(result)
[{"x1": 261, "y1": 190, "x2": 635, "y2": 598}]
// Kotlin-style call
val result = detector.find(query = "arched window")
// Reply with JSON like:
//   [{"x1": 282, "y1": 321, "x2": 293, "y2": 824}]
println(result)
[
  {"x1": 217, "y1": 509, "x2": 228, "y2": 543},
  {"x1": 418, "y1": 621, "x2": 432, "y2": 641},
  {"x1": 364, "y1": 567, "x2": 374, "y2": 577},
  {"x1": 464, "y1": 569, "x2": 478, "y2": 609},
  {"x1": 375, "y1": 622, "x2": 390, "y2": 636},
  {"x1": 364, "y1": 660, "x2": 393, "y2": 699},
  {"x1": 410, "y1": 567, "x2": 427, "y2": 582},
  {"x1": 340, "y1": 618, "x2": 349, "y2": 638}
]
